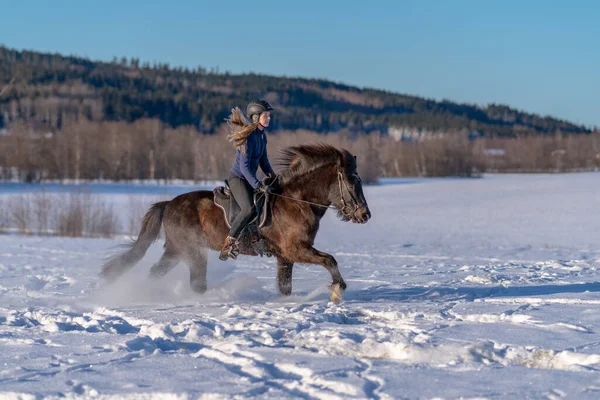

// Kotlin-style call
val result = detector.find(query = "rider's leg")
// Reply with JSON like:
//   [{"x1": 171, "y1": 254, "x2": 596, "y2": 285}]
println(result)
[
  {"x1": 219, "y1": 174, "x2": 255, "y2": 260},
  {"x1": 228, "y1": 174, "x2": 256, "y2": 237}
]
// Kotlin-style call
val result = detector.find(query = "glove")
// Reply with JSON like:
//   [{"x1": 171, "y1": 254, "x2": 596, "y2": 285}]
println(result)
[
  {"x1": 261, "y1": 176, "x2": 273, "y2": 186},
  {"x1": 256, "y1": 182, "x2": 272, "y2": 194}
]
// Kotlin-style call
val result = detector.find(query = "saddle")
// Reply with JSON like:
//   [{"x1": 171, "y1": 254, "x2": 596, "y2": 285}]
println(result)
[{"x1": 213, "y1": 180, "x2": 272, "y2": 232}]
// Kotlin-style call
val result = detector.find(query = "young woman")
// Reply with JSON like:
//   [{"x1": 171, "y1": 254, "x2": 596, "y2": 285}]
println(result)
[{"x1": 219, "y1": 100, "x2": 276, "y2": 261}]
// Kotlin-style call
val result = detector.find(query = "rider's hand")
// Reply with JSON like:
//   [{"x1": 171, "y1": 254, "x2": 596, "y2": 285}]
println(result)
[
  {"x1": 261, "y1": 175, "x2": 273, "y2": 186},
  {"x1": 256, "y1": 182, "x2": 272, "y2": 194}
]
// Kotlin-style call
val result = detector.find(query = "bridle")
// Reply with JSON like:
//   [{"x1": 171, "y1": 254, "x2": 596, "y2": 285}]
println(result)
[
  {"x1": 265, "y1": 170, "x2": 362, "y2": 219},
  {"x1": 337, "y1": 171, "x2": 361, "y2": 218}
]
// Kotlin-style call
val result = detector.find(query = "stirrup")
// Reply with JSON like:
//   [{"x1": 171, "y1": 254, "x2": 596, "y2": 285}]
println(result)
[
  {"x1": 219, "y1": 246, "x2": 239, "y2": 261},
  {"x1": 219, "y1": 237, "x2": 239, "y2": 261}
]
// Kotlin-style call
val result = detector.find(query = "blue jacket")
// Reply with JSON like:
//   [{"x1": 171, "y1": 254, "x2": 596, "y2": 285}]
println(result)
[{"x1": 230, "y1": 128, "x2": 275, "y2": 189}]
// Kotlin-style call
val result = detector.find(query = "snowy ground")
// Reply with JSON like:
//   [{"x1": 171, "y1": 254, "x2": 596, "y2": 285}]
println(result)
[{"x1": 1, "y1": 173, "x2": 600, "y2": 399}]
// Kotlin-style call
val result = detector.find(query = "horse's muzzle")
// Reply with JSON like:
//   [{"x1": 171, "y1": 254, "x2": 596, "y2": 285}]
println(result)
[{"x1": 353, "y1": 205, "x2": 371, "y2": 224}]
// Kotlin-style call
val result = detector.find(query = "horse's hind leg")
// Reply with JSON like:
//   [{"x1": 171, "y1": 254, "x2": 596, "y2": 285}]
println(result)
[
  {"x1": 277, "y1": 257, "x2": 294, "y2": 296},
  {"x1": 185, "y1": 247, "x2": 208, "y2": 294},
  {"x1": 149, "y1": 242, "x2": 180, "y2": 279}
]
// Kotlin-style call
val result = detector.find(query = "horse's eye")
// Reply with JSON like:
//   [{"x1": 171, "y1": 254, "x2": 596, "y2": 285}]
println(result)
[{"x1": 347, "y1": 174, "x2": 357, "y2": 186}]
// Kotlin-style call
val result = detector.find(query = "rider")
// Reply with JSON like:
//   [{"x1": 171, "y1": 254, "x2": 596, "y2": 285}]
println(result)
[{"x1": 219, "y1": 100, "x2": 276, "y2": 261}]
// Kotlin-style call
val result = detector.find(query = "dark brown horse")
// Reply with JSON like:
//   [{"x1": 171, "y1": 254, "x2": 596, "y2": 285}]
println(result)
[{"x1": 100, "y1": 144, "x2": 371, "y2": 301}]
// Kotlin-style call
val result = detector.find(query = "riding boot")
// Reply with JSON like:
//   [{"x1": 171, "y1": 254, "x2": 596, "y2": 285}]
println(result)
[{"x1": 219, "y1": 236, "x2": 239, "y2": 261}]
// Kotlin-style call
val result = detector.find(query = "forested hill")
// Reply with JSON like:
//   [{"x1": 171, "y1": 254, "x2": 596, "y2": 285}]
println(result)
[{"x1": 0, "y1": 46, "x2": 591, "y2": 137}]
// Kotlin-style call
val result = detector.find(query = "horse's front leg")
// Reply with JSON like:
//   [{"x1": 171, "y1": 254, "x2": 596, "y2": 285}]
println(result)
[
  {"x1": 277, "y1": 257, "x2": 294, "y2": 296},
  {"x1": 295, "y1": 247, "x2": 346, "y2": 302}
]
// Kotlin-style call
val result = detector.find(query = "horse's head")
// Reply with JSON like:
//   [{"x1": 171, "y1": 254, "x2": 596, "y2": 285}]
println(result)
[
  {"x1": 333, "y1": 150, "x2": 371, "y2": 224},
  {"x1": 277, "y1": 144, "x2": 371, "y2": 224}
]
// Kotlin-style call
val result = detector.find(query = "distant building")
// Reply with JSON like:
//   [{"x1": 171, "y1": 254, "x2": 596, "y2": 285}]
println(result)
[
  {"x1": 484, "y1": 149, "x2": 506, "y2": 156},
  {"x1": 388, "y1": 126, "x2": 441, "y2": 142}
]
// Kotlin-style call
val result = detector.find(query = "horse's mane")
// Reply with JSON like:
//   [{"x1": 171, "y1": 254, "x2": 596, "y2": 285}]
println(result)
[{"x1": 277, "y1": 143, "x2": 352, "y2": 185}]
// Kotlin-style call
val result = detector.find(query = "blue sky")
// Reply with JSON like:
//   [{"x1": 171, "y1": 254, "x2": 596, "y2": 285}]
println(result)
[{"x1": 1, "y1": 0, "x2": 598, "y2": 127}]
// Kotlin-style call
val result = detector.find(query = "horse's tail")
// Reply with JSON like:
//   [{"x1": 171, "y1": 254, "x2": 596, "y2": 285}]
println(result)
[{"x1": 100, "y1": 201, "x2": 169, "y2": 282}]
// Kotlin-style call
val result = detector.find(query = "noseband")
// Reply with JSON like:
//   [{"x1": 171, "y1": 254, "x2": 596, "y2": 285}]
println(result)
[{"x1": 337, "y1": 171, "x2": 361, "y2": 218}]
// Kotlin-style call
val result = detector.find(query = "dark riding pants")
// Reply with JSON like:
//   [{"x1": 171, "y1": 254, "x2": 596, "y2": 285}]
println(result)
[{"x1": 227, "y1": 173, "x2": 256, "y2": 239}]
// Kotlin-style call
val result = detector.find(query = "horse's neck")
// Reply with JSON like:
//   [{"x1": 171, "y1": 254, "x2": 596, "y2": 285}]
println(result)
[{"x1": 280, "y1": 170, "x2": 335, "y2": 207}]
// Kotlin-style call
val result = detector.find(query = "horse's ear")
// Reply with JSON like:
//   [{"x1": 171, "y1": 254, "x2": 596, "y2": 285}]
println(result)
[{"x1": 354, "y1": 155, "x2": 357, "y2": 161}]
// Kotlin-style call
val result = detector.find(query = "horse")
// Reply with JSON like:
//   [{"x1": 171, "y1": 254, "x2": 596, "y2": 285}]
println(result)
[{"x1": 100, "y1": 143, "x2": 371, "y2": 302}]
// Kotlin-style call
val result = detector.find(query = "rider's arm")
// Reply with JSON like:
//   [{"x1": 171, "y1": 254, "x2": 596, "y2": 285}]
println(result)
[{"x1": 259, "y1": 138, "x2": 275, "y2": 178}]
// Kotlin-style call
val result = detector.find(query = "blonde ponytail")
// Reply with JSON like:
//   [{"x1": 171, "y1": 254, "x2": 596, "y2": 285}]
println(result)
[{"x1": 225, "y1": 107, "x2": 259, "y2": 154}]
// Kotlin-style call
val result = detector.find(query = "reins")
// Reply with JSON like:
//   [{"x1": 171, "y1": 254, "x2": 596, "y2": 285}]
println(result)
[
  {"x1": 259, "y1": 172, "x2": 359, "y2": 216},
  {"x1": 268, "y1": 191, "x2": 337, "y2": 210}
]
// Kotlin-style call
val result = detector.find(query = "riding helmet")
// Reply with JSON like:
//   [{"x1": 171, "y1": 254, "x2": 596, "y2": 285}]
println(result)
[{"x1": 246, "y1": 100, "x2": 274, "y2": 120}]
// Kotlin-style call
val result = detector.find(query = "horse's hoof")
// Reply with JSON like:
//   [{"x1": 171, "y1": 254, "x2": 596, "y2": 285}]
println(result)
[
  {"x1": 330, "y1": 283, "x2": 344, "y2": 303},
  {"x1": 190, "y1": 280, "x2": 207, "y2": 294}
]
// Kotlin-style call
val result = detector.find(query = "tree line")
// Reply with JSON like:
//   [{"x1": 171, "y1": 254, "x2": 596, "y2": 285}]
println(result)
[{"x1": 2, "y1": 119, "x2": 599, "y2": 184}]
